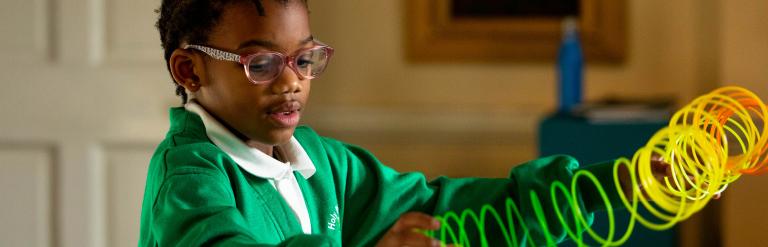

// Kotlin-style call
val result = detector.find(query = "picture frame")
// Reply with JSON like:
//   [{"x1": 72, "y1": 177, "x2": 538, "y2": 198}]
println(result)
[{"x1": 405, "y1": 0, "x2": 626, "y2": 63}]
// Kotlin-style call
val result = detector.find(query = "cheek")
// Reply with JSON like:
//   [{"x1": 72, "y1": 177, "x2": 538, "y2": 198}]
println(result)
[
  {"x1": 208, "y1": 64, "x2": 252, "y2": 97},
  {"x1": 213, "y1": 63, "x2": 249, "y2": 86}
]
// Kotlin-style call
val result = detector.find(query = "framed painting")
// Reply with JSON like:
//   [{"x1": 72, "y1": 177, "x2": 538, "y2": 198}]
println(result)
[{"x1": 405, "y1": 0, "x2": 626, "y2": 62}]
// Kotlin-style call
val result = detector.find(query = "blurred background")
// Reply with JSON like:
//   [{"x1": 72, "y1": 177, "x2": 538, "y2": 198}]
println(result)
[{"x1": 0, "y1": 0, "x2": 766, "y2": 246}]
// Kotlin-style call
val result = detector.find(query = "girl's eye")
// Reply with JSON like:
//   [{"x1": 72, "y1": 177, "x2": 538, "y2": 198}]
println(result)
[
  {"x1": 248, "y1": 58, "x2": 273, "y2": 73},
  {"x1": 296, "y1": 57, "x2": 314, "y2": 68},
  {"x1": 296, "y1": 51, "x2": 320, "y2": 68},
  {"x1": 249, "y1": 64, "x2": 267, "y2": 72}
]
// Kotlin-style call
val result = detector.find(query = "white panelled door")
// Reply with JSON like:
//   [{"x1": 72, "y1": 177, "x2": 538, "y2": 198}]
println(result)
[{"x1": 0, "y1": 0, "x2": 175, "y2": 246}]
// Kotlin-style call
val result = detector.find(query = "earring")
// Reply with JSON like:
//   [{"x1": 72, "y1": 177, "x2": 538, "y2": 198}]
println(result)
[{"x1": 190, "y1": 83, "x2": 198, "y2": 87}]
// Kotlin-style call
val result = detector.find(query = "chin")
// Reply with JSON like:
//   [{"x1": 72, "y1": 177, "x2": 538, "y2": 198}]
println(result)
[{"x1": 264, "y1": 127, "x2": 297, "y2": 145}]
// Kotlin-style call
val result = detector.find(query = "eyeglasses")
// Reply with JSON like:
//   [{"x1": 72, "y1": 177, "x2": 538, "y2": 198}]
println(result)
[{"x1": 184, "y1": 41, "x2": 334, "y2": 84}]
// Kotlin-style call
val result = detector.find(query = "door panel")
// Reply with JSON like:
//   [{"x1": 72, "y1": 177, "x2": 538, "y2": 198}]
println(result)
[{"x1": 0, "y1": 0, "x2": 170, "y2": 246}]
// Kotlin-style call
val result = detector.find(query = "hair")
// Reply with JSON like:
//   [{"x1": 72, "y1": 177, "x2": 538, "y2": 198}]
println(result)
[{"x1": 156, "y1": 0, "x2": 308, "y2": 104}]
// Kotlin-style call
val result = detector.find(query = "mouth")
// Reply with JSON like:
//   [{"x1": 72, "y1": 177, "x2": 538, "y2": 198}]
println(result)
[{"x1": 266, "y1": 101, "x2": 302, "y2": 128}]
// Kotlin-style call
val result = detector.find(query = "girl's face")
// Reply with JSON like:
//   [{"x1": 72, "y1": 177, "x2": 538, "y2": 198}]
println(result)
[{"x1": 193, "y1": 1, "x2": 313, "y2": 153}]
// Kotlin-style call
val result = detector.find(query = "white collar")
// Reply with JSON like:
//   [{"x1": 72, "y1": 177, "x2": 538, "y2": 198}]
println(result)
[{"x1": 184, "y1": 101, "x2": 316, "y2": 180}]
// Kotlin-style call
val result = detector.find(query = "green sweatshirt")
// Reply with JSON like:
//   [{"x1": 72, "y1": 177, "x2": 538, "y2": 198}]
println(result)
[{"x1": 139, "y1": 107, "x2": 620, "y2": 246}]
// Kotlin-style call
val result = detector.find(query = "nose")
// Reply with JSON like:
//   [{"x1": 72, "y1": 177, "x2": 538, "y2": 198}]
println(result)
[{"x1": 269, "y1": 64, "x2": 303, "y2": 95}]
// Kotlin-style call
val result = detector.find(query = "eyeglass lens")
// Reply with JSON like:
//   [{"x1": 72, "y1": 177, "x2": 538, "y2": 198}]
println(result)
[{"x1": 246, "y1": 47, "x2": 330, "y2": 82}]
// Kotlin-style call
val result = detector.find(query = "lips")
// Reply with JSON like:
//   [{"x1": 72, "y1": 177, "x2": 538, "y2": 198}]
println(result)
[{"x1": 266, "y1": 101, "x2": 302, "y2": 127}]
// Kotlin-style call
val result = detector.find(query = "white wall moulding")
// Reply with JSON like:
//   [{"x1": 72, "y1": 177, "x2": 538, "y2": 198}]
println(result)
[
  {"x1": 92, "y1": 0, "x2": 163, "y2": 65},
  {"x1": 0, "y1": 144, "x2": 55, "y2": 247},
  {"x1": 0, "y1": 0, "x2": 52, "y2": 64},
  {"x1": 101, "y1": 143, "x2": 155, "y2": 247}
]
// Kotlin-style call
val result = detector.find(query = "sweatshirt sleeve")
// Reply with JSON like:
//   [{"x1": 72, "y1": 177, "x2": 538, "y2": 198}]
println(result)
[
  {"x1": 148, "y1": 157, "x2": 339, "y2": 246},
  {"x1": 328, "y1": 139, "x2": 620, "y2": 246}
]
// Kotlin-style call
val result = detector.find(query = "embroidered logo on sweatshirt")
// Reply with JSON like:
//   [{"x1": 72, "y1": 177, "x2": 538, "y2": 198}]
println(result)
[{"x1": 327, "y1": 206, "x2": 340, "y2": 230}]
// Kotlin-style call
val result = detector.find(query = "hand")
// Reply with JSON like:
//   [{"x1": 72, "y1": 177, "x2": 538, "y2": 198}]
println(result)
[
  {"x1": 618, "y1": 154, "x2": 722, "y2": 200},
  {"x1": 375, "y1": 212, "x2": 451, "y2": 247}
]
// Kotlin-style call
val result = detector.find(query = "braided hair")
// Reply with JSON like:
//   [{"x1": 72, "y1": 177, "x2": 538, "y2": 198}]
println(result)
[{"x1": 155, "y1": 0, "x2": 307, "y2": 104}]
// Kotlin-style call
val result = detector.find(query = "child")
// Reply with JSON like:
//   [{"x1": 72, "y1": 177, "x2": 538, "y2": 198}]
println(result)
[{"x1": 139, "y1": 0, "x2": 655, "y2": 246}]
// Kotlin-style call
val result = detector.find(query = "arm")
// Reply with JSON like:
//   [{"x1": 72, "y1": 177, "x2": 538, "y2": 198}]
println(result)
[{"x1": 328, "y1": 138, "x2": 614, "y2": 246}]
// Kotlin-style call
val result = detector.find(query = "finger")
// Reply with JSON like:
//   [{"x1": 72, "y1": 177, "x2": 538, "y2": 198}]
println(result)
[
  {"x1": 651, "y1": 153, "x2": 663, "y2": 162},
  {"x1": 650, "y1": 158, "x2": 671, "y2": 178},
  {"x1": 392, "y1": 212, "x2": 440, "y2": 233},
  {"x1": 401, "y1": 230, "x2": 441, "y2": 247}
]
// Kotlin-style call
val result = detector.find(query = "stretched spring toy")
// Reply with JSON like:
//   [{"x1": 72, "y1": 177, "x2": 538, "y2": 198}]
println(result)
[{"x1": 427, "y1": 86, "x2": 767, "y2": 246}]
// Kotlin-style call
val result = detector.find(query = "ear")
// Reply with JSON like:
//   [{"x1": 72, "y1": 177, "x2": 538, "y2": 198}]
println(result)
[{"x1": 169, "y1": 48, "x2": 206, "y2": 93}]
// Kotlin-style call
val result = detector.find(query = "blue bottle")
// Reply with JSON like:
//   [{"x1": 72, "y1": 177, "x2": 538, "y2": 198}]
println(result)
[{"x1": 557, "y1": 18, "x2": 583, "y2": 114}]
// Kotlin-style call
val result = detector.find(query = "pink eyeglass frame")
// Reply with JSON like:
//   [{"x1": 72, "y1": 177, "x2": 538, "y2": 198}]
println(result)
[{"x1": 184, "y1": 41, "x2": 334, "y2": 84}]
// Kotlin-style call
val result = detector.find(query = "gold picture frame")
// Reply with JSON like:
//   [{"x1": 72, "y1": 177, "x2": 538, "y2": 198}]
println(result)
[{"x1": 405, "y1": 0, "x2": 626, "y2": 63}]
